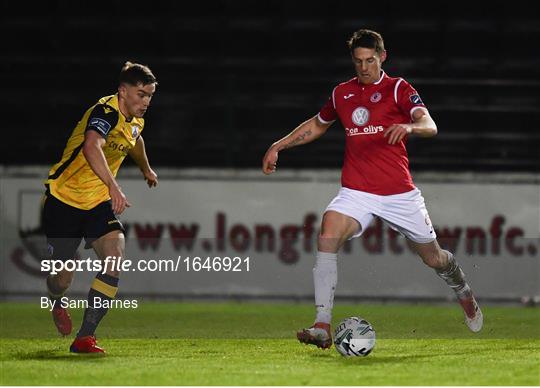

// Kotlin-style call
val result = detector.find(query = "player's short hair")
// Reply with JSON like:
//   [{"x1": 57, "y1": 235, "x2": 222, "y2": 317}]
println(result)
[
  {"x1": 119, "y1": 61, "x2": 157, "y2": 86},
  {"x1": 348, "y1": 29, "x2": 385, "y2": 55}
]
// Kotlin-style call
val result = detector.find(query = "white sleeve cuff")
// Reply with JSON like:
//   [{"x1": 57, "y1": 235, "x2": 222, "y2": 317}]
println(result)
[
  {"x1": 410, "y1": 106, "x2": 428, "y2": 120},
  {"x1": 317, "y1": 113, "x2": 336, "y2": 125}
]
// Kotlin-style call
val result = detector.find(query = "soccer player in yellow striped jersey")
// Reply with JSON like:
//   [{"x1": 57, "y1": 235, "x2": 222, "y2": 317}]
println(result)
[{"x1": 43, "y1": 62, "x2": 158, "y2": 353}]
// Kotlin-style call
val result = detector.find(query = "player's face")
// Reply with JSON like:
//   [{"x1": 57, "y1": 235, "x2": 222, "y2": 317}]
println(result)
[
  {"x1": 119, "y1": 82, "x2": 156, "y2": 119},
  {"x1": 351, "y1": 47, "x2": 387, "y2": 85}
]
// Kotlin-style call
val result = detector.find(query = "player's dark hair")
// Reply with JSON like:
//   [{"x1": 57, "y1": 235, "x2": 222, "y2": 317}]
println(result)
[
  {"x1": 348, "y1": 29, "x2": 385, "y2": 55},
  {"x1": 119, "y1": 61, "x2": 157, "y2": 86}
]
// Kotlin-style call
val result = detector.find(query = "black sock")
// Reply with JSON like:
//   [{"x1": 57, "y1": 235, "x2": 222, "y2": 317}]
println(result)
[{"x1": 77, "y1": 273, "x2": 119, "y2": 338}]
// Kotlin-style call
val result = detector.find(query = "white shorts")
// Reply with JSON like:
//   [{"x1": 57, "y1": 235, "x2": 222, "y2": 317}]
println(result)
[{"x1": 325, "y1": 187, "x2": 436, "y2": 243}]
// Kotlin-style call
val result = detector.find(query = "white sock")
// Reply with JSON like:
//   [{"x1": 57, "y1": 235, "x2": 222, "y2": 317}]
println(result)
[{"x1": 313, "y1": 251, "x2": 338, "y2": 324}]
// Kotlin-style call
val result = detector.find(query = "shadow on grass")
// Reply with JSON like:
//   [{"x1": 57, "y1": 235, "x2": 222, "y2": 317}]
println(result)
[
  {"x1": 308, "y1": 349, "x2": 483, "y2": 366},
  {"x1": 310, "y1": 352, "x2": 434, "y2": 365},
  {"x1": 14, "y1": 349, "x2": 109, "y2": 362}
]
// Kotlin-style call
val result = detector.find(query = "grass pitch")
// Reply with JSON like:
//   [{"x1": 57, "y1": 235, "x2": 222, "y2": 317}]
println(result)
[{"x1": 1, "y1": 301, "x2": 539, "y2": 385}]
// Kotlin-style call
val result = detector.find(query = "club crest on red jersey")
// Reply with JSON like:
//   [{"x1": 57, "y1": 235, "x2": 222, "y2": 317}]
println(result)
[
  {"x1": 370, "y1": 92, "x2": 382, "y2": 103},
  {"x1": 351, "y1": 107, "x2": 370, "y2": 126}
]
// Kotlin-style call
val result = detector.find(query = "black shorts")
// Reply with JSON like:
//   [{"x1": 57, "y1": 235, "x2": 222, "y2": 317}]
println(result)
[{"x1": 42, "y1": 194, "x2": 125, "y2": 261}]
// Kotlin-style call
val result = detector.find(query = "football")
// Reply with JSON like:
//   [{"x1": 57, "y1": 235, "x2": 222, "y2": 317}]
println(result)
[{"x1": 334, "y1": 317, "x2": 376, "y2": 357}]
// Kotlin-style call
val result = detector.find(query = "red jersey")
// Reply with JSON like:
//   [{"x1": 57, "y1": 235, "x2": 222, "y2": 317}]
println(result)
[{"x1": 318, "y1": 71, "x2": 427, "y2": 195}]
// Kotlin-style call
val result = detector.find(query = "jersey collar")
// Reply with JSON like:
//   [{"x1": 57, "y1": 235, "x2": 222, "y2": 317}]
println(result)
[
  {"x1": 357, "y1": 70, "x2": 386, "y2": 86},
  {"x1": 374, "y1": 70, "x2": 386, "y2": 85}
]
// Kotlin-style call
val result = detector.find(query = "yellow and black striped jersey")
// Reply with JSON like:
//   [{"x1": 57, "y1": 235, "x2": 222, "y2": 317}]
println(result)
[{"x1": 45, "y1": 94, "x2": 144, "y2": 210}]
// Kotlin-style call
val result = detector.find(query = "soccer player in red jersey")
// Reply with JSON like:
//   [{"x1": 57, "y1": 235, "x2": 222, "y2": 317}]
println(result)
[{"x1": 262, "y1": 29, "x2": 483, "y2": 349}]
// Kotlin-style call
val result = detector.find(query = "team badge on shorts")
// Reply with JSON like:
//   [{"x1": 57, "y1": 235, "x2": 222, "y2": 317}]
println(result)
[
  {"x1": 352, "y1": 107, "x2": 370, "y2": 126},
  {"x1": 370, "y1": 92, "x2": 382, "y2": 103}
]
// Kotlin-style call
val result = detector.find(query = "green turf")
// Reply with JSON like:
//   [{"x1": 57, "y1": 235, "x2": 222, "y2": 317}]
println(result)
[{"x1": 1, "y1": 301, "x2": 539, "y2": 385}]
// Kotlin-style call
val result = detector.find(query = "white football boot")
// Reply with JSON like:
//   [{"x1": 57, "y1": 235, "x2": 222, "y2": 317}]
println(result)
[{"x1": 459, "y1": 296, "x2": 483, "y2": 332}]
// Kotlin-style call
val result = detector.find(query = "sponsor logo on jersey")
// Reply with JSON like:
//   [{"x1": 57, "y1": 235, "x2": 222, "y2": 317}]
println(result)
[
  {"x1": 370, "y1": 92, "x2": 382, "y2": 103},
  {"x1": 346, "y1": 125, "x2": 384, "y2": 136},
  {"x1": 108, "y1": 140, "x2": 129, "y2": 155},
  {"x1": 351, "y1": 107, "x2": 369, "y2": 126},
  {"x1": 409, "y1": 94, "x2": 423, "y2": 105},
  {"x1": 344, "y1": 93, "x2": 355, "y2": 99},
  {"x1": 131, "y1": 125, "x2": 139, "y2": 138},
  {"x1": 89, "y1": 118, "x2": 112, "y2": 136}
]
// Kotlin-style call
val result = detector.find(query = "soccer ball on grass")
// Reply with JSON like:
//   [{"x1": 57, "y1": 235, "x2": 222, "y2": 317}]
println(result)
[{"x1": 334, "y1": 317, "x2": 375, "y2": 357}]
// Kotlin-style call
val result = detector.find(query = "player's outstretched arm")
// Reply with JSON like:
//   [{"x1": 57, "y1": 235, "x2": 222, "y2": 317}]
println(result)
[
  {"x1": 128, "y1": 136, "x2": 158, "y2": 188},
  {"x1": 384, "y1": 108, "x2": 438, "y2": 145},
  {"x1": 83, "y1": 130, "x2": 131, "y2": 214},
  {"x1": 262, "y1": 116, "x2": 332, "y2": 174}
]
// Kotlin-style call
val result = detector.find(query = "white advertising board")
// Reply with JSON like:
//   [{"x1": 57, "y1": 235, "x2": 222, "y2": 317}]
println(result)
[{"x1": 1, "y1": 170, "x2": 538, "y2": 300}]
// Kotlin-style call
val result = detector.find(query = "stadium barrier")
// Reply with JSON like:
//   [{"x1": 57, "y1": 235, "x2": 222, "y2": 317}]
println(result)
[{"x1": 1, "y1": 167, "x2": 538, "y2": 302}]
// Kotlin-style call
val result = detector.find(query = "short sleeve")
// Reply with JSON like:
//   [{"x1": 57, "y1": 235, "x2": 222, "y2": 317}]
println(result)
[
  {"x1": 85, "y1": 104, "x2": 120, "y2": 138},
  {"x1": 317, "y1": 95, "x2": 337, "y2": 124},
  {"x1": 395, "y1": 79, "x2": 427, "y2": 119}
]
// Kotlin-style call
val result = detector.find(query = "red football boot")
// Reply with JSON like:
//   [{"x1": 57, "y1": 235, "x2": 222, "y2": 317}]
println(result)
[
  {"x1": 52, "y1": 306, "x2": 72, "y2": 336},
  {"x1": 296, "y1": 322, "x2": 333, "y2": 349},
  {"x1": 70, "y1": 335, "x2": 105, "y2": 354}
]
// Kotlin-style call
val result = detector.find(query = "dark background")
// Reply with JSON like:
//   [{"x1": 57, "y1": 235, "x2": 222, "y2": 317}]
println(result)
[{"x1": 1, "y1": 0, "x2": 539, "y2": 171}]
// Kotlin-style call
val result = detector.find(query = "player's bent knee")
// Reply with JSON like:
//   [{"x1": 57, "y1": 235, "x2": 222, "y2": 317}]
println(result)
[
  {"x1": 57, "y1": 277, "x2": 73, "y2": 290},
  {"x1": 95, "y1": 233, "x2": 125, "y2": 277},
  {"x1": 318, "y1": 230, "x2": 342, "y2": 241},
  {"x1": 318, "y1": 235, "x2": 340, "y2": 252},
  {"x1": 93, "y1": 231, "x2": 125, "y2": 257},
  {"x1": 97, "y1": 230, "x2": 125, "y2": 246},
  {"x1": 318, "y1": 229, "x2": 356, "y2": 252},
  {"x1": 51, "y1": 270, "x2": 75, "y2": 290},
  {"x1": 421, "y1": 252, "x2": 446, "y2": 269}
]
